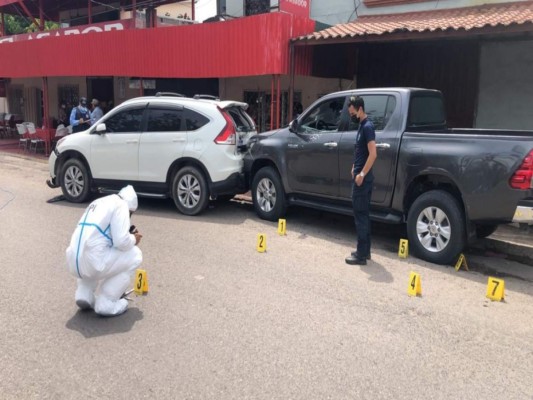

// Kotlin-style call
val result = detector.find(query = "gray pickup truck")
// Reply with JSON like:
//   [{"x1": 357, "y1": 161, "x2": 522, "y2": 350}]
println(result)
[{"x1": 243, "y1": 88, "x2": 533, "y2": 264}]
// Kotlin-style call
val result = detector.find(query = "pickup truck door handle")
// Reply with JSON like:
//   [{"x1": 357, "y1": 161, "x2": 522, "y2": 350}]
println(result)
[
  {"x1": 376, "y1": 142, "x2": 391, "y2": 149},
  {"x1": 172, "y1": 138, "x2": 186, "y2": 142},
  {"x1": 287, "y1": 144, "x2": 299, "y2": 148},
  {"x1": 126, "y1": 140, "x2": 138, "y2": 144},
  {"x1": 324, "y1": 142, "x2": 338, "y2": 148}
]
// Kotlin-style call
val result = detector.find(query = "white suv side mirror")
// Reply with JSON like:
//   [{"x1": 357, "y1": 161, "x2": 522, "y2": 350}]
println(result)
[{"x1": 95, "y1": 123, "x2": 107, "y2": 134}]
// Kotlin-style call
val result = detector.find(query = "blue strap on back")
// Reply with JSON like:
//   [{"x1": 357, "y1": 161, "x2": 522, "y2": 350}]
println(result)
[{"x1": 75, "y1": 216, "x2": 113, "y2": 279}]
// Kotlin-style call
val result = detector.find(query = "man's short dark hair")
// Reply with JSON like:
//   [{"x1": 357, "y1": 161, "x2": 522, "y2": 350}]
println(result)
[{"x1": 349, "y1": 96, "x2": 365, "y2": 111}]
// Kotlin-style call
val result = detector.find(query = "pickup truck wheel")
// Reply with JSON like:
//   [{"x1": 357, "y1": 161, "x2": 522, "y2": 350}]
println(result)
[
  {"x1": 60, "y1": 158, "x2": 91, "y2": 203},
  {"x1": 407, "y1": 190, "x2": 465, "y2": 265},
  {"x1": 252, "y1": 167, "x2": 287, "y2": 221},
  {"x1": 172, "y1": 166, "x2": 209, "y2": 216},
  {"x1": 475, "y1": 224, "x2": 498, "y2": 239}
]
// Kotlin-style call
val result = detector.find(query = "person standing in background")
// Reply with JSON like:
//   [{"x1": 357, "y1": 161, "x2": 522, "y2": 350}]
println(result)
[
  {"x1": 69, "y1": 97, "x2": 91, "y2": 133},
  {"x1": 90, "y1": 98, "x2": 104, "y2": 126}
]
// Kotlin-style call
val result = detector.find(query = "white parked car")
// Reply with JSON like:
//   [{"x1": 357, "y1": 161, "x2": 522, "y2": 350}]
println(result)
[{"x1": 47, "y1": 93, "x2": 257, "y2": 215}]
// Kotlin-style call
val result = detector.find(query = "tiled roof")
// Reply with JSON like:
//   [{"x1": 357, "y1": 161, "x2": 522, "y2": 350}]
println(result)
[{"x1": 296, "y1": 1, "x2": 533, "y2": 42}]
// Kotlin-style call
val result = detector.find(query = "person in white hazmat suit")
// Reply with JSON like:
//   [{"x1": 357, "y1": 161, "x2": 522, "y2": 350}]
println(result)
[{"x1": 66, "y1": 185, "x2": 143, "y2": 316}]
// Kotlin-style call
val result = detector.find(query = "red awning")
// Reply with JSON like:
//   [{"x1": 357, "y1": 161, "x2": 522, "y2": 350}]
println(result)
[{"x1": 0, "y1": 13, "x2": 315, "y2": 78}]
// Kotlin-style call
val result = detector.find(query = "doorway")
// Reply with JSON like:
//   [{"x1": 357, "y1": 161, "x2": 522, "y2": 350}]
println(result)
[{"x1": 87, "y1": 77, "x2": 114, "y2": 115}]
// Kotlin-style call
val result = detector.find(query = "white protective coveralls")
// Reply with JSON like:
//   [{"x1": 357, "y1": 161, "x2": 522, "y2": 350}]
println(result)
[{"x1": 66, "y1": 185, "x2": 142, "y2": 316}]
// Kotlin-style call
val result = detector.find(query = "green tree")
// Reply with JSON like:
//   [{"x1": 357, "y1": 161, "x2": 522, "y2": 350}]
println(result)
[{"x1": 3, "y1": 14, "x2": 59, "y2": 35}]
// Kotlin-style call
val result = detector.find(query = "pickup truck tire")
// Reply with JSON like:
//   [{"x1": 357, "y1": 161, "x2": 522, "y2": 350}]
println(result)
[
  {"x1": 252, "y1": 167, "x2": 287, "y2": 221},
  {"x1": 60, "y1": 158, "x2": 92, "y2": 203},
  {"x1": 172, "y1": 166, "x2": 209, "y2": 216},
  {"x1": 407, "y1": 190, "x2": 465, "y2": 265}
]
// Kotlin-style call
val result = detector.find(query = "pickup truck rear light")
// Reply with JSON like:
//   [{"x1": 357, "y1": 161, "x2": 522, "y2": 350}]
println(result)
[
  {"x1": 510, "y1": 149, "x2": 533, "y2": 190},
  {"x1": 214, "y1": 108, "x2": 236, "y2": 145}
]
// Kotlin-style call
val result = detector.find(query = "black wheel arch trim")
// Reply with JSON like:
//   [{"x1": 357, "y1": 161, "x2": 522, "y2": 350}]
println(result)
[
  {"x1": 57, "y1": 151, "x2": 93, "y2": 184},
  {"x1": 166, "y1": 157, "x2": 212, "y2": 193}
]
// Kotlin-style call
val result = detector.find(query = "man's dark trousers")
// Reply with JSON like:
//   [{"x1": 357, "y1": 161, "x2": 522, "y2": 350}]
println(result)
[{"x1": 352, "y1": 180, "x2": 373, "y2": 258}]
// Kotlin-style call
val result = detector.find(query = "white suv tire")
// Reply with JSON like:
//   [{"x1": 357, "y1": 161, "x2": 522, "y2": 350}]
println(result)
[
  {"x1": 60, "y1": 158, "x2": 92, "y2": 203},
  {"x1": 172, "y1": 166, "x2": 209, "y2": 216}
]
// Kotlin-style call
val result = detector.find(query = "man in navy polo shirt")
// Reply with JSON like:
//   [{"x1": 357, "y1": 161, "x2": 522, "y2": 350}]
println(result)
[{"x1": 345, "y1": 96, "x2": 377, "y2": 266}]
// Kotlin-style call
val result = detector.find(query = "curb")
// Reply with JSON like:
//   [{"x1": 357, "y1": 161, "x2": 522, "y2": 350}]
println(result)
[
  {"x1": 0, "y1": 148, "x2": 48, "y2": 164},
  {"x1": 471, "y1": 236, "x2": 533, "y2": 267}
]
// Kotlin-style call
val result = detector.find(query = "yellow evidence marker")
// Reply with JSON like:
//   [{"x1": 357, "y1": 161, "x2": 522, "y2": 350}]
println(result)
[
  {"x1": 134, "y1": 269, "x2": 149, "y2": 295},
  {"x1": 257, "y1": 233, "x2": 267, "y2": 253},
  {"x1": 486, "y1": 277, "x2": 505, "y2": 301},
  {"x1": 398, "y1": 239, "x2": 409, "y2": 258},
  {"x1": 277, "y1": 219, "x2": 287, "y2": 236},
  {"x1": 408, "y1": 271, "x2": 422, "y2": 297},
  {"x1": 454, "y1": 253, "x2": 469, "y2": 271}
]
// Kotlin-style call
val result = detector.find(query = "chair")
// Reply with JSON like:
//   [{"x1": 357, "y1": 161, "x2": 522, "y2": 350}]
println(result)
[
  {"x1": 51, "y1": 124, "x2": 68, "y2": 151},
  {"x1": 8, "y1": 115, "x2": 18, "y2": 138},
  {"x1": 3, "y1": 114, "x2": 13, "y2": 138},
  {"x1": 27, "y1": 122, "x2": 45, "y2": 153},
  {"x1": 16, "y1": 123, "x2": 29, "y2": 150},
  {"x1": 0, "y1": 113, "x2": 5, "y2": 138}
]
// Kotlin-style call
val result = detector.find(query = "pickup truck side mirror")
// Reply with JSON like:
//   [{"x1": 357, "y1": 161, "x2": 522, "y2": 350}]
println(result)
[
  {"x1": 95, "y1": 123, "x2": 107, "y2": 134},
  {"x1": 288, "y1": 119, "x2": 298, "y2": 133}
]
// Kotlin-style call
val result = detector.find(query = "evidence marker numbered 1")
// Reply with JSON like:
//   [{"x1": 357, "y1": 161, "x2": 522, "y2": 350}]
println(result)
[{"x1": 278, "y1": 219, "x2": 287, "y2": 236}]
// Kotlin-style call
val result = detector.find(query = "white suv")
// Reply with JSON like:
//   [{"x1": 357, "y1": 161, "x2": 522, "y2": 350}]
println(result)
[{"x1": 47, "y1": 93, "x2": 256, "y2": 215}]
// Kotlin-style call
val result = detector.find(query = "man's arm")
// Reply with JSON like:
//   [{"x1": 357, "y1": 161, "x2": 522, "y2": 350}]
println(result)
[
  {"x1": 69, "y1": 108, "x2": 81, "y2": 127},
  {"x1": 362, "y1": 140, "x2": 377, "y2": 176},
  {"x1": 110, "y1": 202, "x2": 136, "y2": 251}
]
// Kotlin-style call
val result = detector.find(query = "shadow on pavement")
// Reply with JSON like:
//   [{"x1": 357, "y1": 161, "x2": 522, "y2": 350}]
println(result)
[
  {"x1": 358, "y1": 261, "x2": 394, "y2": 284},
  {"x1": 65, "y1": 307, "x2": 143, "y2": 338}
]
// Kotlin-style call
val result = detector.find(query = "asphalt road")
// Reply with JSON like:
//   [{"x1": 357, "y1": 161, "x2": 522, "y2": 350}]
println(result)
[{"x1": 1, "y1": 153, "x2": 532, "y2": 400}]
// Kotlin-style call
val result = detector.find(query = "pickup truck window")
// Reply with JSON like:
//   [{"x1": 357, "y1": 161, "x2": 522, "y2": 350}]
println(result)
[
  {"x1": 299, "y1": 97, "x2": 346, "y2": 133},
  {"x1": 347, "y1": 95, "x2": 397, "y2": 131},
  {"x1": 407, "y1": 94, "x2": 446, "y2": 128}
]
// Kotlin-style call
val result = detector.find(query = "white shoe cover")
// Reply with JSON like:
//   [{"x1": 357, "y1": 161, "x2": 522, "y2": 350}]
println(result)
[
  {"x1": 75, "y1": 299, "x2": 94, "y2": 310},
  {"x1": 94, "y1": 297, "x2": 129, "y2": 317},
  {"x1": 75, "y1": 281, "x2": 96, "y2": 310}
]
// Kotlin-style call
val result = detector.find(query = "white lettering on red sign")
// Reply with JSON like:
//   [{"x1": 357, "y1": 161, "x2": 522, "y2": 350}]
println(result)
[{"x1": 0, "y1": 21, "x2": 127, "y2": 44}]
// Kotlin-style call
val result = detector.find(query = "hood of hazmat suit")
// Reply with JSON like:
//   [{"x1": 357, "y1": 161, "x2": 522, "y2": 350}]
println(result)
[{"x1": 119, "y1": 185, "x2": 138, "y2": 212}]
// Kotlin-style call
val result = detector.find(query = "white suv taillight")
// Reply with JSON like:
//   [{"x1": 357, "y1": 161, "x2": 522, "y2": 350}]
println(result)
[
  {"x1": 510, "y1": 149, "x2": 533, "y2": 190},
  {"x1": 214, "y1": 108, "x2": 236, "y2": 145}
]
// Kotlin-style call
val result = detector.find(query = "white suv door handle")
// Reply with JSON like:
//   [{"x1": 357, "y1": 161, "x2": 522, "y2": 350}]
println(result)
[
  {"x1": 126, "y1": 140, "x2": 138, "y2": 144},
  {"x1": 172, "y1": 138, "x2": 186, "y2": 142},
  {"x1": 376, "y1": 142, "x2": 390, "y2": 149},
  {"x1": 324, "y1": 142, "x2": 338, "y2": 148}
]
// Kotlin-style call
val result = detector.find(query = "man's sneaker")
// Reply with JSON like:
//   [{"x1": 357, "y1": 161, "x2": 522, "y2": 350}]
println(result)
[
  {"x1": 351, "y1": 251, "x2": 371, "y2": 260},
  {"x1": 345, "y1": 255, "x2": 367, "y2": 265}
]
